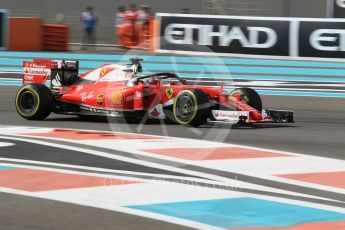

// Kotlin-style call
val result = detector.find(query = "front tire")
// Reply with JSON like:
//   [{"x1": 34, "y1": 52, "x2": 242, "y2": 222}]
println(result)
[
  {"x1": 173, "y1": 89, "x2": 210, "y2": 127},
  {"x1": 15, "y1": 84, "x2": 54, "y2": 120},
  {"x1": 230, "y1": 87, "x2": 262, "y2": 111}
]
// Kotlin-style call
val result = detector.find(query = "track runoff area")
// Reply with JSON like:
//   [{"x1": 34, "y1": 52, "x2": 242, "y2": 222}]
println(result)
[{"x1": 0, "y1": 51, "x2": 345, "y2": 230}]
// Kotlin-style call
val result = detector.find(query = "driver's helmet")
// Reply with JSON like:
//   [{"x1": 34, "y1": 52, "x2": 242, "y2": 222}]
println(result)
[
  {"x1": 129, "y1": 63, "x2": 142, "y2": 74},
  {"x1": 124, "y1": 70, "x2": 136, "y2": 79}
]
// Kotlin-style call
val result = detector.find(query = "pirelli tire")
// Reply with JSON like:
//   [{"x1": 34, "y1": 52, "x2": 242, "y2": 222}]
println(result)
[
  {"x1": 230, "y1": 87, "x2": 262, "y2": 112},
  {"x1": 173, "y1": 89, "x2": 210, "y2": 127},
  {"x1": 15, "y1": 84, "x2": 54, "y2": 120}
]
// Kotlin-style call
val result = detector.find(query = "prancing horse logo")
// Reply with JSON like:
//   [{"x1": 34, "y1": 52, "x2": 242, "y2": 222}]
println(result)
[
  {"x1": 166, "y1": 88, "x2": 173, "y2": 99},
  {"x1": 97, "y1": 94, "x2": 104, "y2": 106}
]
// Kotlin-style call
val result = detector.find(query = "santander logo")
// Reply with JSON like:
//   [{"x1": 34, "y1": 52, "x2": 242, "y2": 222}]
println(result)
[
  {"x1": 212, "y1": 110, "x2": 249, "y2": 121},
  {"x1": 150, "y1": 108, "x2": 160, "y2": 117}
]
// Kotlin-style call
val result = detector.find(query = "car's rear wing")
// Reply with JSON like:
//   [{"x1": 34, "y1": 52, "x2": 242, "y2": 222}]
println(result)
[
  {"x1": 23, "y1": 59, "x2": 79, "y2": 88},
  {"x1": 23, "y1": 59, "x2": 51, "y2": 85}
]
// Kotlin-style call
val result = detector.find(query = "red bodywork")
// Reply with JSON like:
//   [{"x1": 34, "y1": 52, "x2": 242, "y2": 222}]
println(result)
[{"x1": 22, "y1": 58, "x2": 293, "y2": 124}]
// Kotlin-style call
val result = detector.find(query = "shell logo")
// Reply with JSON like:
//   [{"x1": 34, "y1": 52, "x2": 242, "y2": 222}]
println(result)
[{"x1": 109, "y1": 90, "x2": 124, "y2": 105}]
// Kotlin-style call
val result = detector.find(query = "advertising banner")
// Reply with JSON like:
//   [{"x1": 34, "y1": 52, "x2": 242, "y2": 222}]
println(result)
[
  {"x1": 157, "y1": 13, "x2": 345, "y2": 59},
  {"x1": 334, "y1": 0, "x2": 345, "y2": 18},
  {"x1": 299, "y1": 20, "x2": 345, "y2": 58},
  {"x1": 159, "y1": 15, "x2": 290, "y2": 56}
]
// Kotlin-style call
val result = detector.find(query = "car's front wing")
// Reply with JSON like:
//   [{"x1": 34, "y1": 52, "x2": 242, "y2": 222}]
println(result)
[{"x1": 208, "y1": 109, "x2": 294, "y2": 124}]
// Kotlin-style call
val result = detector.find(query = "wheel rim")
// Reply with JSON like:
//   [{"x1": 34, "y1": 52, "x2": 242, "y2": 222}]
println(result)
[
  {"x1": 175, "y1": 95, "x2": 195, "y2": 121},
  {"x1": 19, "y1": 91, "x2": 37, "y2": 112}
]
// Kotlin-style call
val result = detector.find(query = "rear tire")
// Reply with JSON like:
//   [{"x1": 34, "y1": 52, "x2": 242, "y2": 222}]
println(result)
[
  {"x1": 230, "y1": 87, "x2": 262, "y2": 111},
  {"x1": 15, "y1": 84, "x2": 54, "y2": 120},
  {"x1": 173, "y1": 89, "x2": 210, "y2": 127}
]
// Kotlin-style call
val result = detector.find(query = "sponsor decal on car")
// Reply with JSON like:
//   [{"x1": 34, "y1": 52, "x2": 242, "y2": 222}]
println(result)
[
  {"x1": 110, "y1": 89, "x2": 124, "y2": 105},
  {"x1": 212, "y1": 110, "x2": 249, "y2": 122},
  {"x1": 23, "y1": 75, "x2": 34, "y2": 81},
  {"x1": 149, "y1": 104, "x2": 166, "y2": 119},
  {"x1": 80, "y1": 106, "x2": 122, "y2": 117},
  {"x1": 150, "y1": 108, "x2": 160, "y2": 116},
  {"x1": 24, "y1": 62, "x2": 49, "y2": 69},
  {"x1": 135, "y1": 90, "x2": 143, "y2": 99},
  {"x1": 23, "y1": 61, "x2": 51, "y2": 76},
  {"x1": 24, "y1": 67, "x2": 50, "y2": 76},
  {"x1": 81, "y1": 91, "x2": 94, "y2": 102}
]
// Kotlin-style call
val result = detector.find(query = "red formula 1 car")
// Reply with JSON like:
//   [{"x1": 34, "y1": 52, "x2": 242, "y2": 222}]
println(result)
[{"x1": 15, "y1": 58, "x2": 293, "y2": 127}]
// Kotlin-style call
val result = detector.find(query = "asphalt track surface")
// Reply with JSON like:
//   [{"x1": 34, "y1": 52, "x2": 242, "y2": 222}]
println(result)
[
  {"x1": 2, "y1": 85, "x2": 345, "y2": 159},
  {"x1": 1, "y1": 85, "x2": 345, "y2": 229}
]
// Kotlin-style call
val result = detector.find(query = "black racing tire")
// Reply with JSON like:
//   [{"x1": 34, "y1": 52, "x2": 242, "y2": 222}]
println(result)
[
  {"x1": 172, "y1": 89, "x2": 210, "y2": 127},
  {"x1": 230, "y1": 87, "x2": 262, "y2": 111},
  {"x1": 15, "y1": 84, "x2": 54, "y2": 120}
]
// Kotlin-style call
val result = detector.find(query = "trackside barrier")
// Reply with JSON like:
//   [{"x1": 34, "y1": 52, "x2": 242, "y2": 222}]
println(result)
[
  {"x1": 42, "y1": 24, "x2": 69, "y2": 51},
  {"x1": 9, "y1": 17, "x2": 42, "y2": 51},
  {"x1": 155, "y1": 13, "x2": 345, "y2": 59},
  {"x1": 8, "y1": 18, "x2": 69, "y2": 52},
  {"x1": 0, "y1": 10, "x2": 8, "y2": 50}
]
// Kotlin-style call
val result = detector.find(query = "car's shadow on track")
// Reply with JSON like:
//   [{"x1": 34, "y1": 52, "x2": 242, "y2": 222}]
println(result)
[
  {"x1": 231, "y1": 124, "x2": 298, "y2": 129},
  {"x1": 198, "y1": 123, "x2": 299, "y2": 130},
  {"x1": 45, "y1": 116, "x2": 177, "y2": 125},
  {"x1": 45, "y1": 116, "x2": 109, "y2": 123},
  {"x1": 45, "y1": 116, "x2": 299, "y2": 129}
]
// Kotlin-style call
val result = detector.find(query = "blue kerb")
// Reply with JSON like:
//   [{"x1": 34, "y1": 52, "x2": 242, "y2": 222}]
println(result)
[
  {"x1": 127, "y1": 197, "x2": 345, "y2": 228},
  {"x1": 0, "y1": 165, "x2": 16, "y2": 171}
]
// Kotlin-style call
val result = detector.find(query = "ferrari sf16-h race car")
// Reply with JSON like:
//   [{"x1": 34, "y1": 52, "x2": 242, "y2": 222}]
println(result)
[{"x1": 15, "y1": 58, "x2": 293, "y2": 127}]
